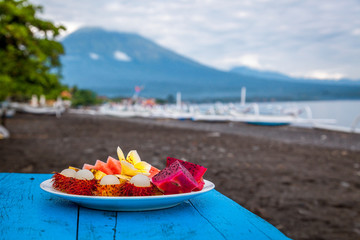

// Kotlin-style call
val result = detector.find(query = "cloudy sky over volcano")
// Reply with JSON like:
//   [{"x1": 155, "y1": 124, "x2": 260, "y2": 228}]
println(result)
[{"x1": 34, "y1": 0, "x2": 360, "y2": 80}]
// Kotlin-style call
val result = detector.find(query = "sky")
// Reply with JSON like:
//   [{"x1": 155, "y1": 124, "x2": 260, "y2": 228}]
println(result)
[{"x1": 33, "y1": 0, "x2": 360, "y2": 80}]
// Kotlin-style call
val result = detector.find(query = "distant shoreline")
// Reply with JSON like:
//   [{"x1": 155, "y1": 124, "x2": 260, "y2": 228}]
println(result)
[{"x1": 71, "y1": 111, "x2": 360, "y2": 151}]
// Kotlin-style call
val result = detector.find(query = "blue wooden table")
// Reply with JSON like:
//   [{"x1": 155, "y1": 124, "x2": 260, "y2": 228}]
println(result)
[{"x1": 0, "y1": 173, "x2": 291, "y2": 240}]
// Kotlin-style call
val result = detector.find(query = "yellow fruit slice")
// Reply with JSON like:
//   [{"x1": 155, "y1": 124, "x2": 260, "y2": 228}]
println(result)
[
  {"x1": 134, "y1": 161, "x2": 151, "y2": 172},
  {"x1": 114, "y1": 174, "x2": 131, "y2": 180},
  {"x1": 68, "y1": 166, "x2": 80, "y2": 172},
  {"x1": 126, "y1": 150, "x2": 141, "y2": 165},
  {"x1": 90, "y1": 169, "x2": 107, "y2": 180},
  {"x1": 120, "y1": 160, "x2": 151, "y2": 177},
  {"x1": 137, "y1": 171, "x2": 150, "y2": 176},
  {"x1": 120, "y1": 160, "x2": 139, "y2": 176},
  {"x1": 114, "y1": 174, "x2": 131, "y2": 184},
  {"x1": 117, "y1": 146, "x2": 126, "y2": 161}
]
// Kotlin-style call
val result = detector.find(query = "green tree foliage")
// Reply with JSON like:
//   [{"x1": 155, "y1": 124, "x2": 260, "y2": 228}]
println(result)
[
  {"x1": 0, "y1": 0, "x2": 66, "y2": 101},
  {"x1": 71, "y1": 88, "x2": 99, "y2": 107}
]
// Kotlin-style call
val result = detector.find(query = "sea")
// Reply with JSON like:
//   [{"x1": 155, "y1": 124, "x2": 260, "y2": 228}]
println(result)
[{"x1": 253, "y1": 99, "x2": 360, "y2": 128}]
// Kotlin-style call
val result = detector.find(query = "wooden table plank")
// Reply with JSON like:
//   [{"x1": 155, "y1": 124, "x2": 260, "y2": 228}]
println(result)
[
  {"x1": 0, "y1": 173, "x2": 291, "y2": 240},
  {"x1": 77, "y1": 200, "x2": 225, "y2": 240},
  {"x1": 113, "y1": 200, "x2": 225, "y2": 240},
  {"x1": 77, "y1": 208, "x2": 117, "y2": 239},
  {"x1": 189, "y1": 190, "x2": 291, "y2": 240},
  {"x1": 0, "y1": 173, "x2": 78, "y2": 240}
]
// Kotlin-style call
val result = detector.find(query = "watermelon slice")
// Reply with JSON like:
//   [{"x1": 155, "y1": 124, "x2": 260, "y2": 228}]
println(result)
[
  {"x1": 94, "y1": 160, "x2": 112, "y2": 175},
  {"x1": 106, "y1": 156, "x2": 122, "y2": 174},
  {"x1": 148, "y1": 166, "x2": 160, "y2": 178},
  {"x1": 83, "y1": 163, "x2": 95, "y2": 171}
]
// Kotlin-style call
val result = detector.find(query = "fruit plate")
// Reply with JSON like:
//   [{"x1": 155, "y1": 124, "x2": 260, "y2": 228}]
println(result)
[{"x1": 40, "y1": 179, "x2": 215, "y2": 211}]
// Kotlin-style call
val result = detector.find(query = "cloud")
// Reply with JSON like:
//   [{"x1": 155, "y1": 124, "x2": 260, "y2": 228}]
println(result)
[
  {"x1": 58, "y1": 21, "x2": 83, "y2": 37},
  {"x1": 89, "y1": 52, "x2": 99, "y2": 60},
  {"x1": 352, "y1": 28, "x2": 360, "y2": 36},
  {"x1": 33, "y1": 0, "x2": 360, "y2": 79},
  {"x1": 221, "y1": 54, "x2": 262, "y2": 69},
  {"x1": 234, "y1": 11, "x2": 251, "y2": 19},
  {"x1": 304, "y1": 71, "x2": 345, "y2": 80},
  {"x1": 113, "y1": 51, "x2": 131, "y2": 62}
]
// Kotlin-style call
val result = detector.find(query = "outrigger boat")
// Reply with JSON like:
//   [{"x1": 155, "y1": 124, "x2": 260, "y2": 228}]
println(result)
[{"x1": 313, "y1": 114, "x2": 360, "y2": 134}]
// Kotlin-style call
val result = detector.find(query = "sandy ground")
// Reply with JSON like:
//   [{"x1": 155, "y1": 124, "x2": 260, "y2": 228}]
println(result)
[{"x1": 1, "y1": 112, "x2": 360, "y2": 240}]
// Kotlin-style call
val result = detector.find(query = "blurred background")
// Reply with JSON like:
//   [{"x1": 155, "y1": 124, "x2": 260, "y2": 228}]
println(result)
[{"x1": 1, "y1": 1, "x2": 360, "y2": 240}]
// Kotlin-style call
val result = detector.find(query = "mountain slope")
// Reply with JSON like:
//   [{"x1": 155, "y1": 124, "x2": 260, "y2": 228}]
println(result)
[
  {"x1": 60, "y1": 28, "x2": 360, "y2": 102},
  {"x1": 230, "y1": 66, "x2": 292, "y2": 81},
  {"x1": 230, "y1": 66, "x2": 360, "y2": 85}
]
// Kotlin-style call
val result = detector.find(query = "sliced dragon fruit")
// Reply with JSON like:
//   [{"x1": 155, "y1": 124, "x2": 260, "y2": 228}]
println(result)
[
  {"x1": 152, "y1": 160, "x2": 199, "y2": 194},
  {"x1": 166, "y1": 157, "x2": 207, "y2": 191}
]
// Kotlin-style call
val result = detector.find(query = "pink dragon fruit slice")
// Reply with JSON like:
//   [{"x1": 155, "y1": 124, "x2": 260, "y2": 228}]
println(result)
[
  {"x1": 152, "y1": 160, "x2": 199, "y2": 194},
  {"x1": 166, "y1": 157, "x2": 207, "y2": 191}
]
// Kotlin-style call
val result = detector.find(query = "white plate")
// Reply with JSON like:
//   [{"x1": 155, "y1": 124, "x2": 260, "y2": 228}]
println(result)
[{"x1": 40, "y1": 179, "x2": 215, "y2": 211}]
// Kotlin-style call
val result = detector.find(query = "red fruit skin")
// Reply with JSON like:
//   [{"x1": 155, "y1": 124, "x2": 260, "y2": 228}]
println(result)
[
  {"x1": 119, "y1": 182, "x2": 158, "y2": 196},
  {"x1": 94, "y1": 184, "x2": 122, "y2": 196},
  {"x1": 166, "y1": 157, "x2": 207, "y2": 191},
  {"x1": 152, "y1": 161, "x2": 199, "y2": 194},
  {"x1": 52, "y1": 173, "x2": 96, "y2": 196}
]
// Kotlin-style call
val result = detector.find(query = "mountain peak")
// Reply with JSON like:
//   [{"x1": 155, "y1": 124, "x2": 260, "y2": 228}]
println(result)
[
  {"x1": 60, "y1": 27, "x2": 360, "y2": 101},
  {"x1": 68, "y1": 27, "x2": 141, "y2": 38},
  {"x1": 63, "y1": 27, "x2": 201, "y2": 65}
]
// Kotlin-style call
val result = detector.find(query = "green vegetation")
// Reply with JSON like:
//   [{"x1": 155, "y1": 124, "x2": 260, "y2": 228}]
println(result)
[
  {"x1": 0, "y1": 0, "x2": 66, "y2": 101},
  {"x1": 71, "y1": 87, "x2": 102, "y2": 107}
]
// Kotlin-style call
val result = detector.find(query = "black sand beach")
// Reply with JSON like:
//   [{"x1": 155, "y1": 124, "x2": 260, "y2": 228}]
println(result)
[{"x1": 1, "y1": 112, "x2": 360, "y2": 240}]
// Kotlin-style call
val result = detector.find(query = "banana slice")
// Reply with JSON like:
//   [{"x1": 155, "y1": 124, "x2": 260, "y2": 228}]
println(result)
[
  {"x1": 117, "y1": 146, "x2": 126, "y2": 161},
  {"x1": 134, "y1": 161, "x2": 151, "y2": 172},
  {"x1": 120, "y1": 160, "x2": 139, "y2": 176},
  {"x1": 126, "y1": 150, "x2": 141, "y2": 165},
  {"x1": 120, "y1": 160, "x2": 151, "y2": 177}
]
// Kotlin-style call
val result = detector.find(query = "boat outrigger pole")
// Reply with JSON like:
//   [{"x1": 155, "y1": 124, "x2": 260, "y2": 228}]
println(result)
[{"x1": 241, "y1": 87, "x2": 246, "y2": 106}]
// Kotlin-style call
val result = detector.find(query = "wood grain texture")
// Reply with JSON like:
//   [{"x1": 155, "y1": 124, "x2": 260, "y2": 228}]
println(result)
[
  {"x1": 77, "y1": 208, "x2": 117, "y2": 239},
  {"x1": 114, "y1": 201, "x2": 225, "y2": 240},
  {"x1": 0, "y1": 173, "x2": 290, "y2": 240},
  {"x1": 189, "y1": 190, "x2": 291, "y2": 240},
  {"x1": 0, "y1": 173, "x2": 78, "y2": 240}
]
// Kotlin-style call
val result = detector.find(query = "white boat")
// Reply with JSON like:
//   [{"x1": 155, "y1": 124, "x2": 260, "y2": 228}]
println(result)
[
  {"x1": 192, "y1": 114, "x2": 233, "y2": 122},
  {"x1": 313, "y1": 123, "x2": 360, "y2": 134},
  {"x1": 0, "y1": 125, "x2": 10, "y2": 139},
  {"x1": 23, "y1": 105, "x2": 64, "y2": 115},
  {"x1": 72, "y1": 88, "x2": 339, "y2": 129},
  {"x1": 12, "y1": 103, "x2": 65, "y2": 116},
  {"x1": 98, "y1": 104, "x2": 138, "y2": 118},
  {"x1": 0, "y1": 108, "x2": 16, "y2": 118},
  {"x1": 233, "y1": 114, "x2": 296, "y2": 126},
  {"x1": 1, "y1": 101, "x2": 16, "y2": 118},
  {"x1": 192, "y1": 103, "x2": 337, "y2": 126},
  {"x1": 229, "y1": 103, "x2": 296, "y2": 126},
  {"x1": 313, "y1": 114, "x2": 360, "y2": 134},
  {"x1": 191, "y1": 103, "x2": 234, "y2": 122},
  {"x1": 68, "y1": 108, "x2": 99, "y2": 115},
  {"x1": 99, "y1": 108, "x2": 138, "y2": 118}
]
